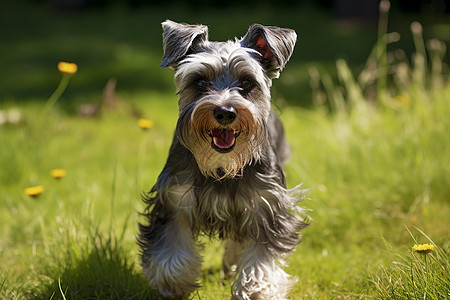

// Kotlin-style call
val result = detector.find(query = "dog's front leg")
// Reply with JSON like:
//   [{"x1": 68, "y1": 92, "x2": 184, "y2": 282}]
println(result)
[
  {"x1": 232, "y1": 239, "x2": 296, "y2": 300},
  {"x1": 139, "y1": 184, "x2": 201, "y2": 300}
]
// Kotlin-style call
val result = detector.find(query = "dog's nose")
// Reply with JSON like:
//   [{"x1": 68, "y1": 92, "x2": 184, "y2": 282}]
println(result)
[{"x1": 214, "y1": 107, "x2": 237, "y2": 125}]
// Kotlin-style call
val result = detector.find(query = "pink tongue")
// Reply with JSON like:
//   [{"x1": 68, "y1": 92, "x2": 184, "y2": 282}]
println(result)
[{"x1": 212, "y1": 129, "x2": 235, "y2": 148}]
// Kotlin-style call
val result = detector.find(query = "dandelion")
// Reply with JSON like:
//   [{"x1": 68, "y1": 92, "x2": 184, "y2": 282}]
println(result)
[
  {"x1": 393, "y1": 93, "x2": 412, "y2": 108},
  {"x1": 138, "y1": 118, "x2": 154, "y2": 130},
  {"x1": 39, "y1": 61, "x2": 78, "y2": 122},
  {"x1": 57, "y1": 61, "x2": 78, "y2": 75},
  {"x1": 24, "y1": 185, "x2": 45, "y2": 197},
  {"x1": 413, "y1": 243, "x2": 435, "y2": 254},
  {"x1": 50, "y1": 168, "x2": 66, "y2": 179}
]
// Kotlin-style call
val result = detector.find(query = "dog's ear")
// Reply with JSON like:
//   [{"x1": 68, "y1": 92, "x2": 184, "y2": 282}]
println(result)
[
  {"x1": 160, "y1": 20, "x2": 209, "y2": 69},
  {"x1": 241, "y1": 24, "x2": 297, "y2": 78}
]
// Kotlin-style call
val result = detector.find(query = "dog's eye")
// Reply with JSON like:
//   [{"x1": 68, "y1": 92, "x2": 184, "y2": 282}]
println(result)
[
  {"x1": 196, "y1": 79, "x2": 210, "y2": 90},
  {"x1": 240, "y1": 79, "x2": 253, "y2": 92}
]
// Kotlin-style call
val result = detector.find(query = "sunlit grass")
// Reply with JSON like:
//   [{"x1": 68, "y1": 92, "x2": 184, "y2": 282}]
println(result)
[
  {"x1": 281, "y1": 4, "x2": 450, "y2": 296},
  {"x1": 1, "y1": 2, "x2": 450, "y2": 299},
  {"x1": 374, "y1": 228, "x2": 450, "y2": 299}
]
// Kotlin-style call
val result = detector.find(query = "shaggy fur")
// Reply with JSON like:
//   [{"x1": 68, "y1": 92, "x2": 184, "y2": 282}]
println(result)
[{"x1": 138, "y1": 20, "x2": 307, "y2": 300}]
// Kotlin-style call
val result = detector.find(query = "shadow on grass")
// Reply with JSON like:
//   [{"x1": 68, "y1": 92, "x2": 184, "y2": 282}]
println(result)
[{"x1": 37, "y1": 230, "x2": 159, "y2": 300}]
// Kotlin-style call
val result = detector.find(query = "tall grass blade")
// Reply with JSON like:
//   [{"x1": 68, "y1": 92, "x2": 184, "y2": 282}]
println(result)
[{"x1": 376, "y1": 0, "x2": 391, "y2": 102}]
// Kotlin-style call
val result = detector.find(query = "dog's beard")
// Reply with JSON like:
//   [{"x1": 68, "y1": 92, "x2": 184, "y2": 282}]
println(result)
[{"x1": 176, "y1": 92, "x2": 266, "y2": 180}]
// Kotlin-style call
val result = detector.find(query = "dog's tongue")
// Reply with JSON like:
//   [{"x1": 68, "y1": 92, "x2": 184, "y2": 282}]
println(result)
[{"x1": 211, "y1": 129, "x2": 235, "y2": 149}]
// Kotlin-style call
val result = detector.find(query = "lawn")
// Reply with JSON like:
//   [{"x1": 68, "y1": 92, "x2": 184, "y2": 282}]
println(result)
[{"x1": 1, "y1": 1, "x2": 450, "y2": 299}]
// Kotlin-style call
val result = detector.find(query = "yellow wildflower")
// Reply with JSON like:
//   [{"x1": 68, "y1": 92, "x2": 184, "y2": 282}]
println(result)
[
  {"x1": 50, "y1": 168, "x2": 66, "y2": 179},
  {"x1": 393, "y1": 93, "x2": 411, "y2": 108},
  {"x1": 413, "y1": 243, "x2": 434, "y2": 254},
  {"x1": 57, "y1": 61, "x2": 78, "y2": 75},
  {"x1": 24, "y1": 185, "x2": 45, "y2": 197},
  {"x1": 138, "y1": 118, "x2": 154, "y2": 130}
]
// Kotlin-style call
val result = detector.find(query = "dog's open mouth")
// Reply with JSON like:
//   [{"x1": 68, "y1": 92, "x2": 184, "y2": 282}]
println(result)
[{"x1": 208, "y1": 129, "x2": 240, "y2": 153}]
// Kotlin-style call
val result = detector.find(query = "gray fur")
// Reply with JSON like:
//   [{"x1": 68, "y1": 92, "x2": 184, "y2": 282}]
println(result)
[
  {"x1": 240, "y1": 24, "x2": 297, "y2": 79},
  {"x1": 160, "y1": 20, "x2": 209, "y2": 69},
  {"x1": 138, "y1": 20, "x2": 307, "y2": 300}
]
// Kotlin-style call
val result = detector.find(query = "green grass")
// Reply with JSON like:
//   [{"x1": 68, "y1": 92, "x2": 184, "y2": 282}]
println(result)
[
  {"x1": 2, "y1": 1, "x2": 449, "y2": 106},
  {"x1": 1, "y1": 2, "x2": 450, "y2": 299},
  {"x1": 374, "y1": 229, "x2": 450, "y2": 299}
]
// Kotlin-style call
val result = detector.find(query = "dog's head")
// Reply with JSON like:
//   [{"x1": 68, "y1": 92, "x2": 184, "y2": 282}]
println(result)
[{"x1": 160, "y1": 20, "x2": 296, "y2": 179}]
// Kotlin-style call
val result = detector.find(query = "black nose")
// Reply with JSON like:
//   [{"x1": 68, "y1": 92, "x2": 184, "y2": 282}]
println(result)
[{"x1": 214, "y1": 107, "x2": 237, "y2": 125}]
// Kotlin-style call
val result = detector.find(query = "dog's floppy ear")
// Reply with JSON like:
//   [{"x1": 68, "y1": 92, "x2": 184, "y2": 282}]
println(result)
[
  {"x1": 241, "y1": 24, "x2": 297, "y2": 79},
  {"x1": 160, "y1": 20, "x2": 209, "y2": 69}
]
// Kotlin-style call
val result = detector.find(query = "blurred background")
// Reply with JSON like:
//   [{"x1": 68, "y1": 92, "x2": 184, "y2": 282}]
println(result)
[
  {"x1": 1, "y1": 0, "x2": 449, "y2": 109},
  {"x1": 1, "y1": 1, "x2": 450, "y2": 298}
]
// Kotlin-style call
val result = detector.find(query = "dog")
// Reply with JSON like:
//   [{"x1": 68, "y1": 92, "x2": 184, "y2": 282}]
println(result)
[{"x1": 138, "y1": 20, "x2": 307, "y2": 300}]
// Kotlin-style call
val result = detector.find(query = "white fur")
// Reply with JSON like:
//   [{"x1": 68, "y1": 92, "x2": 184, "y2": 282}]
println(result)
[
  {"x1": 233, "y1": 240, "x2": 297, "y2": 300},
  {"x1": 142, "y1": 184, "x2": 202, "y2": 299}
]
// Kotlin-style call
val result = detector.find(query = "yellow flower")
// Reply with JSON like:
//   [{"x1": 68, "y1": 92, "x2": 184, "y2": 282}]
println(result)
[
  {"x1": 57, "y1": 61, "x2": 78, "y2": 75},
  {"x1": 413, "y1": 243, "x2": 435, "y2": 254},
  {"x1": 24, "y1": 185, "x2": 45, "y2": 197},
  {"x1": 393, "y1": 93, "x2": 411, "y2": 108},
  {"x1": 138, "y1": 118, "x2": 154, "y2": 130},
  {"x1": 50, "y1": 168, "x2": 66, "y2": 179}
]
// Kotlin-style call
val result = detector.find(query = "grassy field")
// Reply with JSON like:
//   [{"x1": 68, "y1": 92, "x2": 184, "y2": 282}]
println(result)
[{"x1": 1, "y1": 1, "x2": 450, "y2": 299}]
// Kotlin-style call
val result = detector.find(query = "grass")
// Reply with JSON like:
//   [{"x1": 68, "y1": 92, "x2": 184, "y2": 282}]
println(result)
[
  {"x1": 2, "y1": 1, "x2": 449, "y2": 106},
  {"x1": 374, "y1": 229, "x2": 450, "y2": 299},
  {"x1": 1, "y1": 1, "x2": 450, "y2": 299}
]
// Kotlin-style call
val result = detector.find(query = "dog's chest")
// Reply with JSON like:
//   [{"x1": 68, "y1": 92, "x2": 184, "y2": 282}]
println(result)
[{"x1": 192, "y1": 179, "x2": 254, "y2": 235}]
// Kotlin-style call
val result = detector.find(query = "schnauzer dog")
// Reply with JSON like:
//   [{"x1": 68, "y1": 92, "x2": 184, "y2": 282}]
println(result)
[{"x1": 138, "y1": 20, "x2": 307, "y2": 300}]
